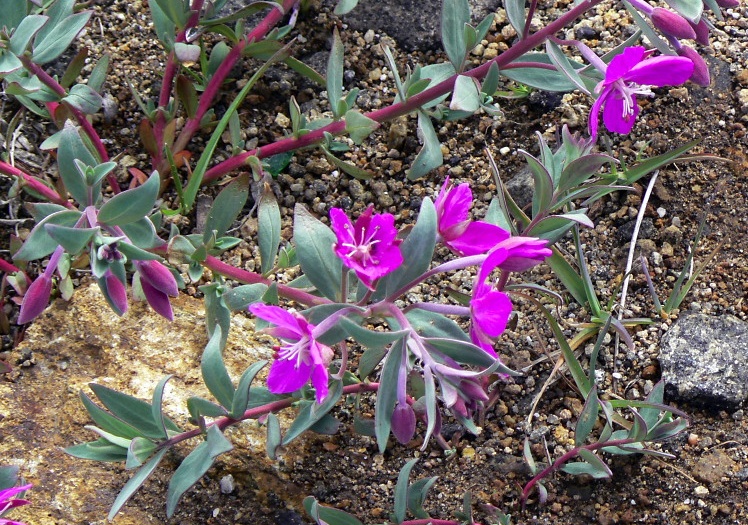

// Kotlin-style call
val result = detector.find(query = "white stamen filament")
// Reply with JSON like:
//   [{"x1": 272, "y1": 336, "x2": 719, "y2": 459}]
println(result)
[
  {"x1": 615, "y1": 79, "x2": 654, "y2": 120},
  {"x1": 277, "y1": 337, "x2": 310, "y2": 369},
  {"x1": 341, "y1": 223, "x2": 381, "y2": 266}
]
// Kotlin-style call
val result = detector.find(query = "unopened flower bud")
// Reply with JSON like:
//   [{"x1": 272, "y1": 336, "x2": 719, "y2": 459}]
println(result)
[
  {"x1": 651, "y1": 8, "x2": 697, "y2": 40},
  {"x1": 677, "y1": 46, "x2": 711, "y2": 86},
  {"x1": 458, "y1": 379, "x2": 490, "y2": 403},
  {"x1": 715, "y1": 0, "x2": 739, "y2": 8},
  {"x1": 99, "y1": 271, "x2": 128, "y2": 316},
  {"x1": 139, "y1": 278, "x2": 174, "y2": 321},
  {"x1": 18, "y1": 274, "x2": 53, "y2": 324},
  {"x1": 391, "y1": 404, "x2": 417, "y2": 444},
  {"x1": 689, "y1": 18, "x2": 711, "y2": 46},
  {"x1": 136, "y1": 260, "x2": 178, "y2": 297}
]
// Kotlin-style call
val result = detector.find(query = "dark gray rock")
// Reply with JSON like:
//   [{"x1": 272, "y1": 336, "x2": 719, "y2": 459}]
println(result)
[
  {"x1": 340, "y1": 0, "x2": 501, "y2": 52},
  {"x1": 660, "y1": 313, "x2": 748, "y2": 409}
]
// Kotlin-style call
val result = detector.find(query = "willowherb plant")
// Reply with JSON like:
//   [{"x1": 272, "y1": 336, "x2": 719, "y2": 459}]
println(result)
[{"x1": 0, "y1": 0, "x2": 731, "y2": 520}]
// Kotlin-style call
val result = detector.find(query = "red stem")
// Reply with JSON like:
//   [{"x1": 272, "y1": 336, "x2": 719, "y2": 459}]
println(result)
[
  {"x1": 0, "y1": 258, "x2": 21, "y2": 274},
  {"x1": 159, "y1": 381, "x2": 379, "y2": 448},
  {"x1": 166, "y1": 0, "x2": 298, "y2": 164},
  {"x1": 202, "y1": 254, "x2": 331, "y2": 306},
  {"x1": 0, "y1": 161, "x2": 73, "y2": 208},
  {"x1": 152, "y1": 0, "x2": 207, "y2": 170},
  {"x1": 520, "y1": 437, "x2": 638, "y2": 505},
  {"x1": 203, "y1": 0, "x2": 605, "y2": 182}
]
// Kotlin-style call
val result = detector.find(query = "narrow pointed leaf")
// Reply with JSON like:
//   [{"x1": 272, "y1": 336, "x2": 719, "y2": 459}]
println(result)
[
  {"x1": 294, "y1": 204, "x2": 342, "y2": 301},
  {"x1": 166, "y1": 425, "x2": 233, "y2": 517},
  {"x1": 202, "y1": 173, "x2": 249, "y2": 243},
  {"x1": 45, "y1": 224, "x2": 97, "y2": 255},
  {"x1": 375, "y1": 338, "x2": 405, "y2": 453},
  {"x1": 441, "y1": 0, "x2": 469, "y2": 71},
  {"x1": 377, "y1": 197, "x2": 436, "y2": 300},
  {"x1": 108, "y1": 447, "x2": 169, "y2": 519},
  {"x1": 79, "y1": 391, "x2": 145, "y2": 440},
  {"x1": 98, "y1": 171, "x2": 159, "y2": 226},
  {"x1": 230, "y1": 360, "x2": 268, "y2": 418},
  {"x1": 282, "y1": 380, "x2": 343, "y2": 445},
  {"x1": 57, "y1": 124, "x2": 98, "y2": 205},
  {"x1": 407, "y1": 111, "x2": 442, "y2": 180},
  {"x1": 201, "y1": 326, "x2": 235, "y2": 409},
  {"x1": 13, "y1": 210, "x2": 82, "y2": 262},
  {"x1": 32, "y1": 11, "x2": 91, "y2": 64},
  {"x1": 258, "y1": 190, "x2": 281, "y2": 275},
  {"x1": 394, "y1": 458, "x2": 419, "y2": 524},
  {"x1": 575, "y1": 386, "x2": 599, "y2": 446},
  {"x1": 65, "y1": 438, "x2": 129, "y2": 462}
]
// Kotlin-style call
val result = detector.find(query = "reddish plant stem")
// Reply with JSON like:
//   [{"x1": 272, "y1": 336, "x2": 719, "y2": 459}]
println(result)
[
  {"x1": 202, "y1": 254, "x2": 331, "y2": 306},
  {"x1": 18, "y1": 57, "x2": 121, "y2": 194},
  {"x1": 158, "y1": 381, "x2": 379, "y2": 449},
  {"x1": 20, "y1": 58, "x2": 109, "y2": 162},
  {"x1": 151, "y1": 244, "x2": 330, "y2": 306},
  {"x1": 520, "y1": 437, "x2": 639, "y2": 505},
  {"x1": 0, "y1": 161, "x2": 73, "y2": 208},
  {"x1": 152, "y1": 0, "x2": 206, "y2": 171},
  {"x1": 0, "y1": 258, "x2": 22, "y2": 274},
  {"x1": 165, "y1": 0, "x2": 298, "y2": 169},
  {"x1": 203, "y1": 0, "x2": 605, "y2": 182}
]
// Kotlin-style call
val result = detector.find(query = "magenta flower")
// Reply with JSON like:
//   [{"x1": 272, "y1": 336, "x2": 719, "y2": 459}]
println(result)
[
  {"x1": 435, "y1": 177, "x2": 510, "y2": 256},
  {"x1": 0, "y1": 483, "x2": 32, "y2": 525},
  {"x1": 589, "y1": 46, "x2": 694, "y2": 141},
  {"x1": 249, "y1": 304, "x2": 333, "y2": 403},
  {"x1": 495, "y1": 236, "x2": 552, "y2": 272},
  {"x1": 469, "y1": 237, "x2": 551, "y2": 355},
  {"x1": 469, "y1": 247, "x2": 513, "y2": 357},
  {"x1": 330, "y1": 205, "x2": 403, "y2": 290}
]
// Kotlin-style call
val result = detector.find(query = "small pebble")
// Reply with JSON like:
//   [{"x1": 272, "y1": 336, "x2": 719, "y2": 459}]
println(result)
[
  {"x1": 656, "y1": 207, "x2": 667, "y2": 218},
  {"x1": 220, "y1": 474, "x2": 234, "y2": 494},
  {"x1": 694, "y1": 486, "x2": 709, "y2": 496}
]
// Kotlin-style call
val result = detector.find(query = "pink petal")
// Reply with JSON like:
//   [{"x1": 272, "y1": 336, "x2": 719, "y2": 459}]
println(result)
[
  {"x1": 602, "y1": 93, "x2": 638, "y2": 134},
  {"x1": 310, "y1": 361, "x2": 330, "y2": 403},
  {"x1": 625, "y1": 56, "x2": 694, "y2": 87},
  {"x1": 445, "y1": 221, "x2": 510, "y2": 256},
  {"x1": 329, "y1": 208, "x2": 353, "y2": 244},
  {"x1": 438, "y1": 182, "x2": 472, "y2": 234},
  {"x1": 605, "y1": 46, "x2": 647, "y2": 83},
  {"x1": 267, "y1": 357, "x2": 312, "y2": 394},
  {"x1": 588, "y1": 87, "x2": 608, "y2": 141},
  {"x1": 471, "y1": 290, "x2": 512, "y2": 338},
  {"x1": 249, "y1": 304, "x2": 303, "y2": 340}
]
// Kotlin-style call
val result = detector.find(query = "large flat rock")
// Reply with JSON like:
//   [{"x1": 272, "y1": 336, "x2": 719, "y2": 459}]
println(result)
[{"x1": 1, "y1": 282, "x2": 297, "y2": 524}]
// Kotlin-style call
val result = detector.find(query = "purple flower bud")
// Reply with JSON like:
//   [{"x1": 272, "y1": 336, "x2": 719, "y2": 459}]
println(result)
[
  {"x1": 715, "y1": 0, "x2": 739, "y2": 8},
  {"x1": 99, "y1": 271, "x2": 128, "y2": 316},
  {"x1": 677, "y1": 46, "x2": 711, "y2": 86},
  {"x1": 689, "y1": 18, "x2": 710, "y2": 46},
  {"x1": 139, "y1": 278, "x2": 174, "y2": 321},
  {"x1": 457, "y1": 379, "x2": 490, "y2": 403},
  {"x1": 391, "y1": 403, "x2": 417, "y2": 444},
  {"x1": 135, "y1": 260, "x2": 178, "y2": 297},
  {"x1": 17, "y1": 274, "x2": 53, "y2": 324},
  {"x1": 651, "y1": 8, "x2": 697, "y2": 40}
]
